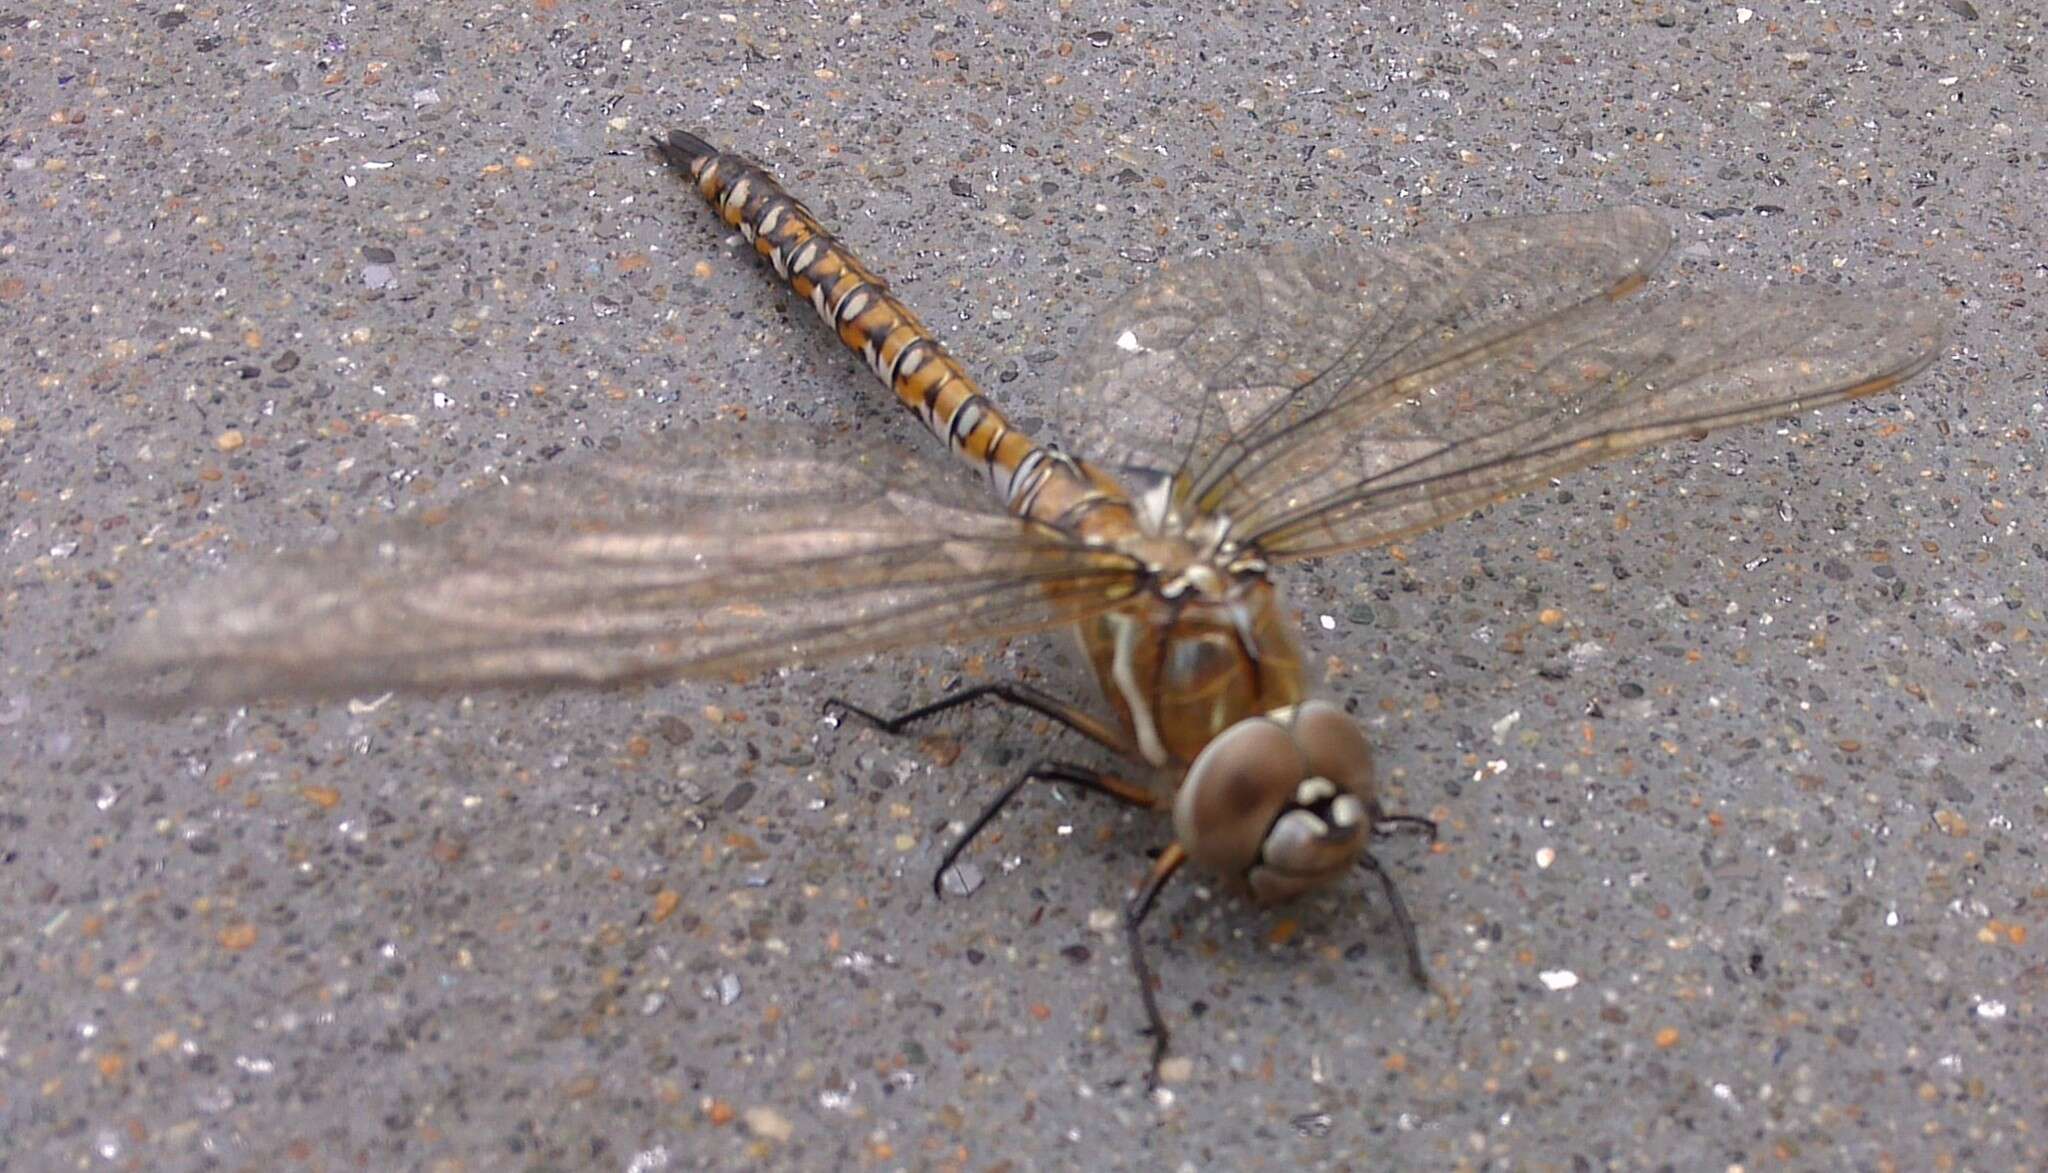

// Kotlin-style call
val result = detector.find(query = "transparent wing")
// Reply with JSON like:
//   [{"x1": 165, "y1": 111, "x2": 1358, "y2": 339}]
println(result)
[
  {"x1": 1053, "y1": 208, "x2": 1676, "y2": 490},
  {"x1": 1228, "y1": 289, "x2": 1946, "y2": 559},
  {"x1": 1053, "y1": 209, "x2": 1945, "y2": 561},
  {"x1": 104, "y1": 421, "x2": 1146, "y2": 711}
]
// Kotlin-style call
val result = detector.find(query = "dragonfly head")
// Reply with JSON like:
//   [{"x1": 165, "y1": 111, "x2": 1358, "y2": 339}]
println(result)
[{"x1": 1173, "y1": 699, "x2": 1380, "y2": 903}]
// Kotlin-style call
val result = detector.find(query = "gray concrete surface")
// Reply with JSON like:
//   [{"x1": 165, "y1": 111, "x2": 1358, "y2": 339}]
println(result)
[{"x1": 5, "y1": 2, "x2": 2042, "y2": 1168}]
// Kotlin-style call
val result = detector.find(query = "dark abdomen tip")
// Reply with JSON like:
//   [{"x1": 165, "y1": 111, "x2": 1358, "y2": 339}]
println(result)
[{"x1": 652, "y1": 129, "x2": 719, "y2": 173}]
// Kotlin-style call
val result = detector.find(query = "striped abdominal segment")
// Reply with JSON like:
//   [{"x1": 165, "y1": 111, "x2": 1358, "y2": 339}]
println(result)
[{"x1": 655, "y1": 132, "x2": 1063, "y2": 515}]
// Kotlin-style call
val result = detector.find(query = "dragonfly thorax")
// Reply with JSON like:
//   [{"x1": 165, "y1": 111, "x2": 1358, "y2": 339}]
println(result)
[
  {"x1": 1079, "y1": 470, "x2": 1250, "y2": 596},
  {"x1": 1074, "y1": 560, "x2": 1309, "y2": 768},
  {"x1": 1117, "y1": 534, "x2": 1234, "y2": 601}
]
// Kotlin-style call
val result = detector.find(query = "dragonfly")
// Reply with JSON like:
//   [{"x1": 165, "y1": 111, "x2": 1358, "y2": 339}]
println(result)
[{"x1": 108, "y1": 128, "x2": 1946, "y2": 1086}]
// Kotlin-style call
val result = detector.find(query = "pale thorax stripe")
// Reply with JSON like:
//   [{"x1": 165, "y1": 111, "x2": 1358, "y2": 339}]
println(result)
[{"x1": 1109, "y1": 614, "x2": 1170, "y2": 767}]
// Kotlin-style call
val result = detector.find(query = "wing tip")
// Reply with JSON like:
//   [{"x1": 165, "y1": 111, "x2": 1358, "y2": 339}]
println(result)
[{"x1": 81, "y1": 641, "x2": 213, "y2": 717}]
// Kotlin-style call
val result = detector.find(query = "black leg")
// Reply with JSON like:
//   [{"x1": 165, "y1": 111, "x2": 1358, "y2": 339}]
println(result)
[
  {"x1": 1124, "y1": 843, "x2": 1188, "y2": 1090},
  {"x1": 1358, "y1": 851, "x2": 1432, "y2": 989},
  {"x1": 932, "y1": 760, "x2": 1157, "y2": 897},
  {"x1": 825, "y1": 681, "x2": 1133, "y2": 755}
]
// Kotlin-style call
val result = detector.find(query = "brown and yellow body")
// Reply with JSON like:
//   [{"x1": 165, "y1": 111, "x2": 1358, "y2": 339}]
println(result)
[
  {"x1": 653, "y1": 136, "x2": 1424, "y2": 1033},
  {"x1": 661, "y1": 133, "x2": 1094, "y2": 518}
]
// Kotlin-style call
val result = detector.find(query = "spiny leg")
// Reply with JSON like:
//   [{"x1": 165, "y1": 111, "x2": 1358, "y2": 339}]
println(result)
[
  {"x1": 825, "y1": 681, "x2": 1133, "y2": 756},
  {"x1": 933, "y1": 760, "x2": 1157, "y2": 896},
  {"x1": 1124, "y1": 842, "x2": 1189, "y2": 1089},
  {"x1": 1358, "y1": 851, "x2": 1432, "y2": 988}
]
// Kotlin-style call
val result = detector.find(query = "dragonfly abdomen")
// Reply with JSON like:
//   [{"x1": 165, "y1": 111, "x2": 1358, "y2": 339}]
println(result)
[{"x1": 655, "y1": 131, "x2": 1063, "y2": 514}]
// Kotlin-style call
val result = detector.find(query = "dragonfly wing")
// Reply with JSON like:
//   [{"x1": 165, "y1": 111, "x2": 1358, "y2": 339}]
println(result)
[
  {"x1": 1223, "y1": 287, "x2": 1947, "y2": 559},
  {"x1": 105, "y1": 421, "x2": 1145, "y2": 711},
  {"x1": 1052, "y1": 208, "x2": 1944, "y2": 561},
  {"x1": 1051, "y1": 208, "x2": 1676, "y2": 494}
]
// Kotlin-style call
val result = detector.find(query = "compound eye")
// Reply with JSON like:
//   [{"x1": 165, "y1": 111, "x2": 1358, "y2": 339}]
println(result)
[
  {"x1": 1289, "y1": 699, "x2": 1376, "y2": 806},
  {"x1": 1172, "y1": 719, "x2": 1300, "y2": 882}
]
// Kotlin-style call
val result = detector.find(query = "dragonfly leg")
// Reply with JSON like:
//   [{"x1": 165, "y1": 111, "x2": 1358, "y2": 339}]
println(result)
[
  {"x1": 1358, "y1": 850, "x2": 1433, "y2": 989},
  {"x1": 1124, "y1": 842, "x2": 1189, "y2": 1090},
  {"x1": 825, "y1": 682, "x2": 1133, "y2": 755},
  {"x1": 933, "y1": 760, "x2": 1157, "y2": 896}
]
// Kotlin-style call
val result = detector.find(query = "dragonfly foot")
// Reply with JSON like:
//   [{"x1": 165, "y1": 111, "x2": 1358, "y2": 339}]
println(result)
[
  {"x1": 820, "y1": 695, "x2": 896, "y2": 731},
  {"x1": 1358, "y1": 850, "x2": 1433, "y2": 990},
  {"x1": 1125, "y1": 844, "x2": 1188, "y2": 1093}
]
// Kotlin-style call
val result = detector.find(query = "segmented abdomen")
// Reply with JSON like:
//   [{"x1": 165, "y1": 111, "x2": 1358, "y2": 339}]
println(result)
[{"x1": 654, "y1": 131, "x2": 1070, "y2": 516}]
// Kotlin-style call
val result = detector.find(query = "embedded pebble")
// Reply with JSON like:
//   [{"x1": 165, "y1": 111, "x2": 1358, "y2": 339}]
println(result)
[
  {"x1": 940, "y1": 862, "x2": 984, "y2": 896},
  {"x1": 742, "y1": 1106, "x2": 793, "y2": 1142}
]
